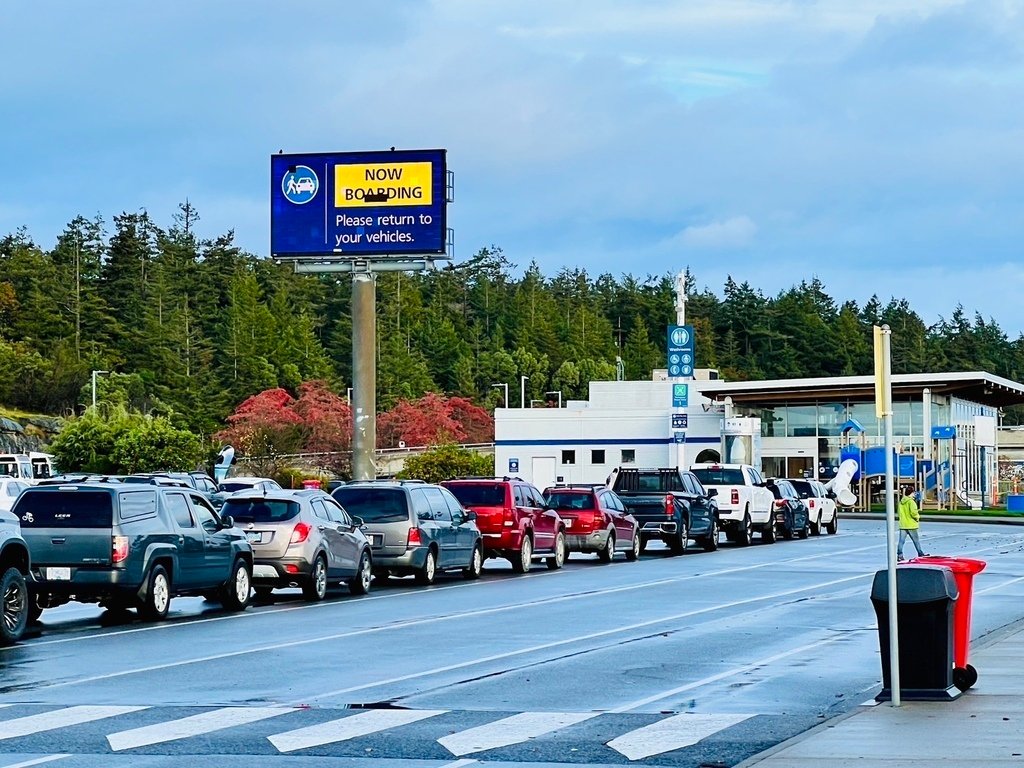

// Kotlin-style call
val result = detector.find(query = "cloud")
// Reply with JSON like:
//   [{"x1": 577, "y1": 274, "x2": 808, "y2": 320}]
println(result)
[{"x1": 668, "y1": 216, "x2": 758, "y2": 250}]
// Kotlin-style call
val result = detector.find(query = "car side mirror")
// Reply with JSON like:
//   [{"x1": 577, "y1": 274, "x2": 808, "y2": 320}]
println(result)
[
  {"x1": 220, "y1": 514, "x2": 234, "y2": 529},
  {"x1": 464, "y1": 510, "x2": 477, "y2": 522},
  {"x1": 706, "y1": 488, "x2": 718, "y2": 498},
  {"x1": 417, "y1": 511, "x2": 434, "y2": 521},
  {"x1": 352, "y1": 516, "x2": 364, "y2": 527}
]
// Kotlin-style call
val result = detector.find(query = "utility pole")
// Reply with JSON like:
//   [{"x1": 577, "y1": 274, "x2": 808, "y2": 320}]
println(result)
[{"x1": 351, "y1": 272, "x2": 377, "y2": 481}]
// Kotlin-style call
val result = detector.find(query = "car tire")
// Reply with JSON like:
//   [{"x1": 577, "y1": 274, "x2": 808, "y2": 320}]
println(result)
[
  {"x1": 138, "y1": 564, "x2": 172, "y2": 622},
  {"x1": 598, "y1": 531, "x2": 616, "y2": 563},
  {"x1": 762, "y1": 520, "x2": 778, "y2": 544},
  {"x1": 511, "y1": 535, "x2": 533, "y2": 574},
  {"x1": 302, "y1": 555, "x2": 329, "y2": 602},
  {"x1": 546, "y1": 532, "x2": 566, "y2": 570},
  {"x1": 668, "y1": 520, "x2": 688, "y2": 555},
  {"x1": 702, "y1": 516, "x2": 720, "y2": 552},
  {"x1": 415, "y1": 548, "x2": 438, "y2": 585},
  {"x1": 826, "y1": 513, "x2": 839, "y2": 535},
  {"x1": 737, "y1": 510, "x2": 753, "y2": 547},
  {"x1": 625, "y1": 528, "x2": 641, "y2": 561},
  {"x1": 463, "y1": 543, "x2": 484, "y2": 580},
  {"x1": 638, "y1": 535, "x2": 649, "y2": 554},
  {"x1": 220, "y1": 559, "x2": 252, "y2": 612},
  {"x1": 798, "y1": 519, "x2": 810, "y2": 539},
  {"x1": 349, "y1": 550, "x2": 372, "y2": 595},
  {"x1": 0, "y1": 567, "x2": 28, "y2": 646}
]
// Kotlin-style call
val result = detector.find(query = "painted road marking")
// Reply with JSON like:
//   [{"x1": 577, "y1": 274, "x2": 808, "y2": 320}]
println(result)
[
  {"x1": 0, "y1": 706, "x2": 146, "y2": 740},
  {"x1": 0, "y1": 756, "x2": 71, "y2": 768},
  {"x1": 607, "y1": 713, "x2": 753, "y2": 760},
  {"x1": 268, "y1": 709, "x2": 448, "y2": 753},
  {"x1": 107, "y1": 706, "x2": 295, "y2": 751},
  {"x1": 438, "y1": 711, "x2": 598, "y2": 756}
]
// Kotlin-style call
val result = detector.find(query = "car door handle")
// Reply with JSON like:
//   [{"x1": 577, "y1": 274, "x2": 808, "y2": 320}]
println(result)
[{"x1": 317, "y1": 525, "x2": 327, "y2": 531}]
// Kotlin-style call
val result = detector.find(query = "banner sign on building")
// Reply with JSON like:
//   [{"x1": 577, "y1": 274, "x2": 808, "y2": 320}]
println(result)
[
  {"x1": 667, "y1": 325, "x2": 695, "y2": 378},
  {"x1": 271, "y1": 148, "x2": 447, "y2": 257}
]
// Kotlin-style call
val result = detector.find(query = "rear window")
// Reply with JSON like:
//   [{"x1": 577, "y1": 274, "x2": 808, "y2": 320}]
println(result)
[
  {"x1": 691, "y1": 468, "x2": 745, "y2": 486},
  {"x1": 443, "y1": 483, "x2": 506, "y2": 507},
  {"x1": 222, "y1": 499, "x2": 300, "y2": 523},
  {"x1": 332, "y1": 487, "x2": 409, "y2": 523},
  {"x1": 788, "y1": 480, "x2": 813, "y2": 498},
  {"x1": 15, "y1": 490, "x2": 114, "y2": 528},
  {"x1": 544, "y1": 492, "x2": 594, "y2": 510},
  {"x1": 220, "y1": 481, "x2": 255, "y2": 493}
]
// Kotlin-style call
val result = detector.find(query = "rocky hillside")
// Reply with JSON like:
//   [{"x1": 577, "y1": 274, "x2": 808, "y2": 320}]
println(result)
[{"x1": 0, "y1": 413, "x2": 63, "y2": 454}]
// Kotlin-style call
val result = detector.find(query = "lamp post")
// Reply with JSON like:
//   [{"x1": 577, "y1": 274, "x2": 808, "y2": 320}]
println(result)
[
  {"x1": 545, "y1": 390, "x2": 563, "y2": 408},
  {"x1": 491, "y1": 383, "x2": 508, "y2": 408},
  {"x1": 520, "y1": 375, "x2": 529, "y2": 409},
  {"x1": 91, "y1": 370, "x2": 109, "y2": 408}
]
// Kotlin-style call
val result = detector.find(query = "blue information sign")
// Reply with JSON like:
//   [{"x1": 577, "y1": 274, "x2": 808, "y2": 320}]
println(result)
[
  {"x1": 509, "y1": 457, "x2": 520, "y2": 473},
  {"x1": 271, "y1": 148, "x2": 447, "y2": 257},
  {"x1": 667, "y1": 324, "x2": 695, "y2": 377},
  {"x1": 671, "y1": 383, "x2": 689, "y2": 408},
  {"x1": 671, "y1": 413, "x2": 688, "y2": 429}
]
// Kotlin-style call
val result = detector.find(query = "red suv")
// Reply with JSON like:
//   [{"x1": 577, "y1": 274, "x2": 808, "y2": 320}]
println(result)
[
  {"x1": 542, "y1": 485, "x2": 640, "y2": 563},
  {"x1": 441, "y1": 478, "x2": 566, "y2": 573}
]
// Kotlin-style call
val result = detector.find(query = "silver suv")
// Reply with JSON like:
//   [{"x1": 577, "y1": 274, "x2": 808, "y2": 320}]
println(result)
[
  {"x1": 332, "y1": 481, "x2": 483, "y2": 586},
  {"x1": 221, "y1": 490, "x2": 372, "y2": 601}
]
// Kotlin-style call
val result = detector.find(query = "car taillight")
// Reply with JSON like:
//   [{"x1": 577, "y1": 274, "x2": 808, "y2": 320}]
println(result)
[
  {"x1": 407, "y1": 527, "x2": 423, "y2": 548},
  {"x1": 731, "y1": 489, "x2": 739, "y2": 505},
  {"x1": 774, "y1": 499, "x2": 787, "y2": 509},
  {"x1": 290, "y1": 522, "x2": 312, "y2": 544},
  {"x1": 808, "y1": 499, "x2": 816, "y2": 508},
  {"x1": 112, "y1": 535, "x2": 129, "y2": 564},
  {"x1": 503, "y1": 507, "x2": 515, "y2": 527},
  {"x1": 665, "y1": 494, "x2": 674, "y2": 516}
]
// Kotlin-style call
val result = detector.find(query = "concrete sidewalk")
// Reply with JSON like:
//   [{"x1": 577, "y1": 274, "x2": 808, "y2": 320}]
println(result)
[{"x1": 739, "y1": 620, "x2": 1024, "y2": 766}]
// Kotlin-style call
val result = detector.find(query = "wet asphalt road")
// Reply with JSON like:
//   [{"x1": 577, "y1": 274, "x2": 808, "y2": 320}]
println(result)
[{"x1": 2, "y1": 519, "x2": 1024, "y2": 768}]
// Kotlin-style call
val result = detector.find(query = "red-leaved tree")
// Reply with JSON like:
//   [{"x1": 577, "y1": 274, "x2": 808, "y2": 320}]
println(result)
[
  {"x1": 447, "y1": 396, "x2": 495, "y2": 444},
  {"x1": 376, "y1": 393, "x2": 494, "y2": 448},
  {"x1": 291, "y1": 381, "x2": 353, "y2": 454},
  {"x1": 214, "y1": 388, "x2": 304, "y2": 470}
]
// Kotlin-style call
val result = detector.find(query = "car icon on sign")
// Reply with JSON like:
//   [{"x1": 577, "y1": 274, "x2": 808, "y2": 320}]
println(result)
[{"x1": 294, "y1": 177, "x2": 316, "y2": 194}]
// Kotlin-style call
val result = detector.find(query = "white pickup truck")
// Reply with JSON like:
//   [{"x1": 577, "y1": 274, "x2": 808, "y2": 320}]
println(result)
[{"x1": 689, "y1": 463, "x2": 775, "y2": 546}]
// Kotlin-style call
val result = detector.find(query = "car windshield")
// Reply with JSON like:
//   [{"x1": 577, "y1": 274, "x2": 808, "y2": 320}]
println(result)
[
  {"x1": 332, "y1": 487, "x2": 409, "y2": 522},
  {"x1": 691, "y1": 468, "x2": 745, "y2": 485},
  {"x1": 544, "y1": 492, "x2": 594, "y2": 510},
  {"x1": 223, "y1": 499, "x2": 300, "y2": 523},
  {"x1": 220, "y1": 481, "x2": 258, "y2": 492},
  {"x1": 444, "y1": 483, "x2": 505, "y2": 507},
  {"x1": 15, "y1": 490, "x2": 114, "y2": 528},
  {"x1": 788, "y1": 480, "x2": 814, "y2": 498}
]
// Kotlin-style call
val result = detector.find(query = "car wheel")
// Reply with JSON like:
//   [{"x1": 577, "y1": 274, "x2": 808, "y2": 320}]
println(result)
[
  {"x1": 0, "y1": 567, "x2": 27, "y2": 646},
  {"x1": 349, "y1": 550, "x2": 372, "y2": 595},
  {"x1": 415, "y1": 548, "x2": 438, "y2": 585},
  {"x1": 702, "y1": 516, "x2": 720, "y2": 552},
  {"x1": 826, "y1": 513, "x2": 839, "y2": 535},
  {"x1": 638, "y1": 535, "x2": 649, "y2": 554},
  {"x1": 463, "y1": 543, "x2": 483, "y2": 580},
  {"x1": 668, "y1": 520, "x2": 688, "y2": 555},
  {"x1": 625, "y1": 528, "x2": 641, "y2": 562},
  {"x1": 762, "y1": 520, "x2": 778, "y2": 544},
  {"x1": 511, "y1": 535, "x2": 533, "y2": 574},
  {"x1": 737, "y1": 510, "x2": 753, "y2": 547},
  {"x1": 138, "y1": 564, "x2": 171, "y2": 622},
  {"x1": 598, "y1": 531, "x2": 616, "y2": 563},
  {"x1": 546, "y1": 531, "x2": 566, "y2": 570},
  {"x1": 220, "y1": 559, "x2": 252, "y2": 612},
  {"x1": 798, "y1": 519, "x2": 810, "y2": 539},
  {"x1": 302, "y1": 555, "x2": 329, "y2": 602}
]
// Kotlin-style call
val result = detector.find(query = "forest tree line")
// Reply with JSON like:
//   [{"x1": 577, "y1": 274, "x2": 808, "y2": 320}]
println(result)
[{"x1": 3, "y1": 203, "x2": 1024, "y2": 435}]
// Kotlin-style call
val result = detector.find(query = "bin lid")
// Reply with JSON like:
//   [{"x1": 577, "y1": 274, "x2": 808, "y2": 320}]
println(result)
[
  {"x1": 906, "y1": 556, "x2": 986, "y2": 575},
  {"x1": 871, "y1": 565, "x2": 958, "y2": 603}
]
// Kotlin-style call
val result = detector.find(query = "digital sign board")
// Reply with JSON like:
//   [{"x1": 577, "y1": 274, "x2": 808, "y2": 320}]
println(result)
[{"x1": 271, "y1": 148, "x2": 447, "y2": 257}]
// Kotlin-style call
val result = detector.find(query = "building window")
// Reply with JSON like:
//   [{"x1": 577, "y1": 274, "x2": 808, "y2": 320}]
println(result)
[
  {"x1": 561, "y1": 450, "x2": 576, "y2": 465},
  {"x1": 621, "y1": 449, "x2": 636, "y2": 464},
  {"x1": 591, "y1": 449, "x2": 606, "y2": 464}
]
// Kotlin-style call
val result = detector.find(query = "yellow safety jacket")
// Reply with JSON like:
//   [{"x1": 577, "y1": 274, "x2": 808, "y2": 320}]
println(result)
[{"x1": 898, "y1": 495, "x2": 920, "y2": 530}]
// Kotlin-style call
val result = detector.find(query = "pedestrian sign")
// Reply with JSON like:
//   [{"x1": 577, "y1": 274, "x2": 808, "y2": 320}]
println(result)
[{"x1": 281, "y1": 165, "x2": 319, "y2": 205}]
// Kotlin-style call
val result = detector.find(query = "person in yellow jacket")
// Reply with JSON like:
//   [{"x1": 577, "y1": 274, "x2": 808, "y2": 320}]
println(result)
[{"x1": 897, "y1": 485, "x2": 928, "y2": 561}]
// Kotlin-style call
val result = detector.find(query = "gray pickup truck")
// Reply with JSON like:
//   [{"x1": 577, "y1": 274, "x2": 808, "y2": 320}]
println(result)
[
  {"x1": 14, "y1": 483, "x2": 253, "y2": 621},
  {"x1": 0, "y1": 509, "x2": 30, "y2": 645},
  {"x1": 609, "y1": 467, "x2": 720, "y2": 555}
]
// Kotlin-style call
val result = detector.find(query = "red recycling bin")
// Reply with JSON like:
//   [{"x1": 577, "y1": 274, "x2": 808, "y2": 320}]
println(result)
[
  {"x1": 906, "y1": 556, "x2": 986, "y2": 690},
  {"x1": 301, "y1": 479, "x2": 321, "y2": 490}
]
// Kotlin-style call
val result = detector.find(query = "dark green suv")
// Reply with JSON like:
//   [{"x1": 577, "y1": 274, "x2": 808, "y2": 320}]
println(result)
[{"x1": 15, "y1": 483, "x2": 253, "y2": 621}]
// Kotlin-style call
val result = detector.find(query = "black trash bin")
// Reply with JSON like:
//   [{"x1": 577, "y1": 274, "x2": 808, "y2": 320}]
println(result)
[{"x1": 870, "y1": 564, "x2": 960, "y2": 701}]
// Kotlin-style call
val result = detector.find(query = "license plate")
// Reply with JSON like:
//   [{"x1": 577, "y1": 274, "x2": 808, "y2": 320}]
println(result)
[
  {"x1": 46, "y1": 567, "x2": 71, "y2": 581},
  {"x1": 245, "y1": 532, "x2": 262, "y2": 544},
  {"x1": 564, "y1": 519, "x2": 573, "y2": 527},
  {"x1": 368, "y1": 534, "x2": 383, "y2": 547}
]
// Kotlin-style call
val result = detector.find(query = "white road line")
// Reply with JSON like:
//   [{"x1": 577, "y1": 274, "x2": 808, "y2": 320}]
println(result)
[
  {"x1": 0, "y1": 756, "x2": 71, "y2": 768},
  {"x1": 437, "y1": 760, "x2": 478, "y2": 768},
  {"x1": 607, "y1": 713, "x2": 753, "y2": 760},
  {"x1": 269, "y1": 708, "x2": 447, "y2": 753},
  {"x1": 0, "y1": 706, "x2": 146, "y2": 740},
  {"x1": 107, "y1": 706, "x2": 295, "y2": 751},
  {"x1": 976, "y1": 574, "x2": 1024, "y2": 595},
  {"x1": 438, "y1": 711, "x2": 598, "y2": 756}
]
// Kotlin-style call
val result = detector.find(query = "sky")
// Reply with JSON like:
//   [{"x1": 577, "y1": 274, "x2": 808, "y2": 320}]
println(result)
[{"x1": 2, "y1": 1, "x2": 1024, "y2": 333}]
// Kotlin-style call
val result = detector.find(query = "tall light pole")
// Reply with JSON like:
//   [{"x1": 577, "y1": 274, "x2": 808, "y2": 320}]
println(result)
[
  {"x1": 491, "y1": 383, "x2": 508, "y2": 407},
  {"x1": 520, "y1": 375, "x2": 529, "y2": 409},
  {"x1": 91, "y1": 370, "x2": 109, "y2": 408},
  {"x1": 545, "y1": 390, "x2": 562, "y2": 408}
]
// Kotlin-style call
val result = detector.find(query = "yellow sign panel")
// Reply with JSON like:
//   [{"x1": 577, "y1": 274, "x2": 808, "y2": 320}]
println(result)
[{"x1": 334, "y1": 162, "x2": 433, "y2": 208}]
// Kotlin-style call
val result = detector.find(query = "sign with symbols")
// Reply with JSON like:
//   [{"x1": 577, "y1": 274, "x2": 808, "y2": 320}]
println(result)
[
  {"x1": 671, "y1": 413, "x2": 688, "y2": 429},
  {"x1": 673, "y1": 431, "x2": 686, "y2": 444},
  {"x1": 271, "y1": 148, "x2": 448, "y2": 257},
  {"x1": 931, "y1": 426, "x2": 956, "y2": 440},
  {"x1": 667, "y1": 324, "x2": 695, "y2": 378},
  {"x1": 671, "y1": 383, "x2": 689, "y2": 408},
  {"x1": 509, "y1": 457, "x2": 520, "y2": 473}
]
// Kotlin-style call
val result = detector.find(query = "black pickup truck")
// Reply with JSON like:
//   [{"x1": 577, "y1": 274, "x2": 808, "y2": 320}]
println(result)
[{"x1": 609, "y1": 467, "x2": 720, "y2": 555}]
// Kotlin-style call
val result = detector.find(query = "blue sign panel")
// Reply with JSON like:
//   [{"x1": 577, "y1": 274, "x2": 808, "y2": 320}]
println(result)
[
  {"x1": 271, "y1": 148, "x2": 447, "y2": 257},
  {"x1": 671, "y1": 383, "x2": 689, "y2": 408},
  {"x1": 931, "y1": 426, "x2": 957, "y2": 440},
  {"x1": 509, "y1": 457, "x2": 520, "y2": 473},
  {"x1": 667, "y1": 324, "x2": 695, "y2": 377},
  {"x1": 673, "y1": 431, "x2": 686, "y2": 444},
  {"x1": 671, "y1": 413, "x2": 688, "y2": 429}
]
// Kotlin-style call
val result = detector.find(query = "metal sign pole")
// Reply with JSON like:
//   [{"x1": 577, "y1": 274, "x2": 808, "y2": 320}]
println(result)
[
  {"x1": 876, "y1": 324, "x2": 900, "y2": 706},
  {"x1": 351, "y1": 270, "x2": 377, "y2": 481}
]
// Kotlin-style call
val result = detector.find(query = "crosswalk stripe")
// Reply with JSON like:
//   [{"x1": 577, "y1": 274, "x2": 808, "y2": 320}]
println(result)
[
  {"x1": 438, "y1": 711, "x2": 598, "y2": 756},
  {"x1": 269, "y1": 709, "x2": 448, "y2": 753},
  {"x1": 107, "y1": 706, "x2": 295, "y2": 751},
  {"x1": 0, "y1": 706, "x2": 147, "y2": 741},
  {"x1": 607, "y1": 713, "x2": 754, "y2": 760}
]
